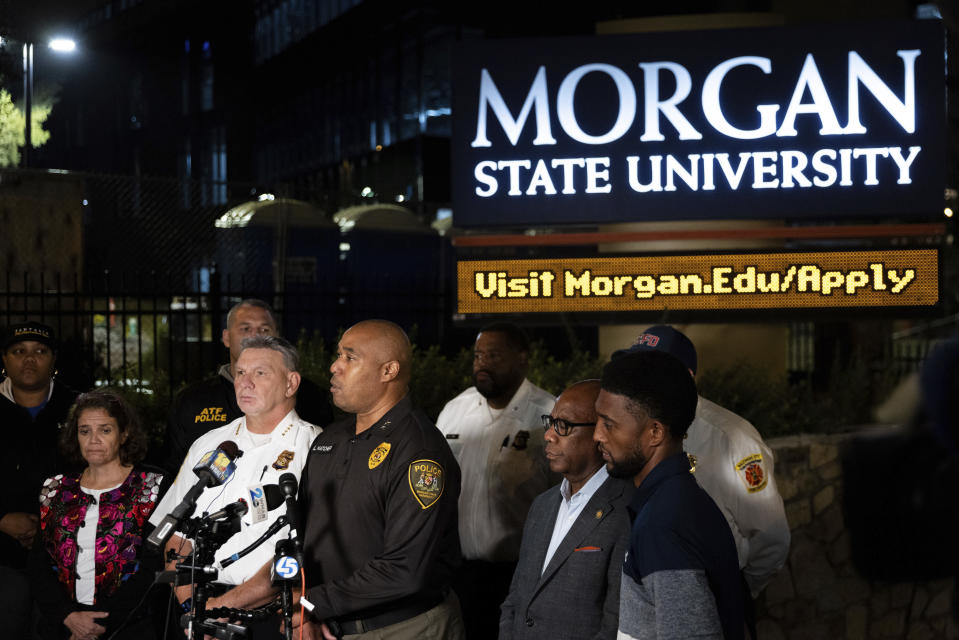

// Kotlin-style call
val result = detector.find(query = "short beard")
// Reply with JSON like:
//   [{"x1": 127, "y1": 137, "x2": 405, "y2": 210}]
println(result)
[
  {"x1": 606, "y1": 451, "x2": 648, "y2": 480},
  {"x1": 473, "y1": 372, "x2": 505, "y2": 400}
]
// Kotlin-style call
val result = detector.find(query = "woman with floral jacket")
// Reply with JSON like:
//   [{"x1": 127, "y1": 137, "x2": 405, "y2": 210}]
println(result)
[{"x1": 29, "y1": 390, "x2": 164, "y2": 640}]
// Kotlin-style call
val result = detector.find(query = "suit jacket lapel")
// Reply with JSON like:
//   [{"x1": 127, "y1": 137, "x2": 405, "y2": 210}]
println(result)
[
  {"x1": 533, "y1": 477, "x2": 625, "y2": 595},
  {"x1": 526, "y1": 488, "x2": 562, "y2": 579}
]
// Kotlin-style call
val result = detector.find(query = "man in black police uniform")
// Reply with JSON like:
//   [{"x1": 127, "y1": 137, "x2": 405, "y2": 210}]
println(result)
[
  {"x1": 297, "y1": 319, "x2": 464, "y2": 639},
  {"x1": 162, "y1": 299, "x2": 333, "y2": 473}
]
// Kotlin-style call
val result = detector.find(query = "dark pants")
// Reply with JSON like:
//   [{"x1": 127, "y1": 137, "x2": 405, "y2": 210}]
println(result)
[
  {"x1": 452, "y1": 560, "x2": 515, "y2": 640},
  {"x1": 743, "y1": 575, "x2": 757, "y2": 640},
  {"x1": 0, "y1": 565, "x2": 32, "y2": 639}
]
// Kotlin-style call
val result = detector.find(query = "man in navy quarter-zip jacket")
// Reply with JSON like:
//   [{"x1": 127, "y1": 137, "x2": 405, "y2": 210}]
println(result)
[{"x1": 595, "y1": 350, "x2": 744, "y2": 640}]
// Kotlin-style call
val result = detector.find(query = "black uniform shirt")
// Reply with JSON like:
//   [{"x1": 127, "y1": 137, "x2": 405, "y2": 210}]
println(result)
[
  {"x1": 162, "y1": 368, "x2": 334, "y2": 473},
  {"x1": 300, "y1": 395, "x2": 461, "y2": 622}
]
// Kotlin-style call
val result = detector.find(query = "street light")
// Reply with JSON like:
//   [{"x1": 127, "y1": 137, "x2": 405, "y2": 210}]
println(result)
[
  {"x1": 49, "y1": 39, "x2": 76, "y2": 53},
  {"x1": 6, "y1": 36, "x2": 77, "y2": 167}
]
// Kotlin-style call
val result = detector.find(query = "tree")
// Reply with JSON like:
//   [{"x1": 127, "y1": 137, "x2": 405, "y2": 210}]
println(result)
[{"x1": 0, "y1": 85, "x2": 56, "y2": 167}]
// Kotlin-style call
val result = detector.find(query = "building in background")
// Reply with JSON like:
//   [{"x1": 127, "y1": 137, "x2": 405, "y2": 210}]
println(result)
[{"x1": 0, "y1": 0, "x2": 956, "y2": 394}]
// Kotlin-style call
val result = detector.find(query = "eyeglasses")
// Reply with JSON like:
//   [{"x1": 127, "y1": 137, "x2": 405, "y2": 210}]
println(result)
[{"x1": 541, "y1": 414, "x2": 594, "y2": 436}]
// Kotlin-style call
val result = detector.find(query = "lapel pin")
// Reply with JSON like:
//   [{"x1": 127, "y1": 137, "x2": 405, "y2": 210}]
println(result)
[{"x1": 595, "y1": 510, "x2": 603, "y2": 519}]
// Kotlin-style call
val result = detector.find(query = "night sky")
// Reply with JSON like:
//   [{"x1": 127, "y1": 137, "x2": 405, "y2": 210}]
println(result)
[{"x1": 4, "y1": 0, "x2": 102, "y2": 40}]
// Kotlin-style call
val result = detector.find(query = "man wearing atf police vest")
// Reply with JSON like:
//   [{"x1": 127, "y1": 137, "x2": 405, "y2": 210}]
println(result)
[
  {"x1": 297, "y1": 319, "x2": 464, "y2": 639},
  {"x1": 161, "y1": 299, "x2": 333, "y2": 475}
]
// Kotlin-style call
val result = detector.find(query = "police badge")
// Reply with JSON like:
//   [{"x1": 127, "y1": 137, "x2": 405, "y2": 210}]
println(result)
[
  {"x1": 272, "y1": 450, "x2": 295, "y2": 470},
  {"x1": 368, "y1": 442, "x2": 391, "y2": 469}
]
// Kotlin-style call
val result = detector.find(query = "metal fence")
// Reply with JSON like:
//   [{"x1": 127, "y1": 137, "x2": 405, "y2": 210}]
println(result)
[
  {"x1": 1, "y1": 167, "x2": 450, "y2": 395},
  {"x1": 0, "y1": 267, "x2": 450, "y2": 398}
]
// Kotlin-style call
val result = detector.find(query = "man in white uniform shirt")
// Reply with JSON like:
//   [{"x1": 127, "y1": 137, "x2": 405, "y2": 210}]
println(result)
[
  {"x1": 436, "y1": 322, "x2": 556, "y2": 640},
  {"x1": 613, "y1": 325, "x2": 790, "y2": 639},
  {"x1": 151, "y1": 335, "x2": 319, "y2": 637}
]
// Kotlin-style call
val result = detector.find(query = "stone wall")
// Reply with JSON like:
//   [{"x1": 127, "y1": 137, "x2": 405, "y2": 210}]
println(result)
[{"x1": 755, "y1": 432, "x2": 958, "y2": 639}]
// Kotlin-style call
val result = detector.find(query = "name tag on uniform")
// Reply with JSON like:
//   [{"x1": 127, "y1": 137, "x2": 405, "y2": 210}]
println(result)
[
  {"x1": 445, "y1": 434, "x2": 459, "y2": 440},
  {"x1": 313, "y1": 443, "x2": 335, "y2": 453}
]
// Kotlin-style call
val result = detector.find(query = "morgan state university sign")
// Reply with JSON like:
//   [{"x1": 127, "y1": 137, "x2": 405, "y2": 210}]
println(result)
[{"x1": 451, "y1": 21, "x2": 946, "y2": 227}]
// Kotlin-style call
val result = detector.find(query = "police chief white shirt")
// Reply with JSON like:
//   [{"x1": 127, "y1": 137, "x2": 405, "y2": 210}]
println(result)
[
  {"x1": 150, "y1": 410, "x2": 319, "y2": 584},
  {"x1": 685, "y1": 396, "x2": 791, "y2": 597},
  {"x1": 437, "y1": 378, "x2": 556, "y2": 562}
]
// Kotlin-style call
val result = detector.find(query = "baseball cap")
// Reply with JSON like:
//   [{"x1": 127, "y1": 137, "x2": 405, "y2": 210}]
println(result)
[
  {"x1": 3, "y1": 321, "x2": 58, "y2": 352},
  {"x1": 611, "y1": 325, "x2": 697, "y2": 374}
]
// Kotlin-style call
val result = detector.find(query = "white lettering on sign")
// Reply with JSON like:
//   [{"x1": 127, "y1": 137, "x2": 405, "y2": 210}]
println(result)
[
  {"x1": 472, "y1": 146, "x2": 920, "y2": 197},
  {"x1": 473, "y1": 50, "x2": 920, "y2": 146}
]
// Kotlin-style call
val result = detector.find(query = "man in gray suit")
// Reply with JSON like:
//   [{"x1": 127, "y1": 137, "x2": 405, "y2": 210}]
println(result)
[{"x1": 499, "y1": 380, "x2": 633, "y2": 640}]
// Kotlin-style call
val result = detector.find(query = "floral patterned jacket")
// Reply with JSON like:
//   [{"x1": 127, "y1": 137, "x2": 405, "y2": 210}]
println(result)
[{"x1": 38, "y1": 467, "x2": 163, "y2": 603}]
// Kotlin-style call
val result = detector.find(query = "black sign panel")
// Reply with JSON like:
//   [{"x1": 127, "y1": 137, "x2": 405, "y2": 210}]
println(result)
[{"x1": 451, "y1": 21, "x2": 945, "y2": 227}]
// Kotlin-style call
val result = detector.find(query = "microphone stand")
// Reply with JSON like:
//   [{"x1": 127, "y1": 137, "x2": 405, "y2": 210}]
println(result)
[
  {"x1": 176, "y1": 515, "x2": 249, "y2": 640},
  {"x1": 175, "y1": 515, "x2": 301, "y2": 639},
  {"x1": 271, "y1": 538, "x2": 301, "y2": 640}
]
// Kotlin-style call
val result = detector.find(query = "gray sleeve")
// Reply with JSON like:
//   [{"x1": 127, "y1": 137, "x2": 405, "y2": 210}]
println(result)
[{"x1": 647, "y1": 569, "x2": 723, "y2": 639}]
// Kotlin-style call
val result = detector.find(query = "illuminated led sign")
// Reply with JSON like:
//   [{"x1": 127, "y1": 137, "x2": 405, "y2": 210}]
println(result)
[
  {"x1": 456, "y1": 250, "x2": 938, "y2": 313},
  {"x1": 451, "y1": 21, "x2": 945, "y2": 227}
]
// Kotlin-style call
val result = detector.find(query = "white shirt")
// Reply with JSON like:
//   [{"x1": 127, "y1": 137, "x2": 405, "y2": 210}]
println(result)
[
  {"x1": 75, "y1": 482, "x2": 122, "y2": 604},
  {"x1": 436, "y1": 378, "x2": 556, "y2": 562},
  {"x1": 685, "y1": 396, "x2": 791, "y2": 597},
  {"x1": 149, "y1": 410, "x2": 319, "y2": 584},
  {"x1": 542, "y1": 465, "x2": 609, "y2": 573}
]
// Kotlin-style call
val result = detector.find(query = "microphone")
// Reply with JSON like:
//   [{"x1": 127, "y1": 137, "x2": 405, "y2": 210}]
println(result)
[
  {"x1": 247, "y1": 483, "x2": 286, "y2": 524},
  {"x1": 146, "y1": 441, "x2": 242, "y2": 550},
  {"x1": 200, "y1": 482, "x2": 285, "y2": 525},
  {"x1": 192, "y1": 440, "x2": 242, "y2": 484},
  {"x1": 203, "y1": 498, "x2": 249, "y2": 522},
  {"x1": 278, "y1": 472, "x2": 303, "y2": 555}
]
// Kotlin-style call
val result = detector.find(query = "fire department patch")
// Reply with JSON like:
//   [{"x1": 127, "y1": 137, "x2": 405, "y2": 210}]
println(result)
[
  {"x1": 408, "y1": 459, "x2": 445, "y2": 509},
  {"x1": 272, "y1": 450, "x2": 295, "y2": 471},
  {"x1": 735, "y1": 453, "x2": 768, "y2": 493},
  {"x1": 368, "y1": 442, "x2": 391, "y2": 469}
]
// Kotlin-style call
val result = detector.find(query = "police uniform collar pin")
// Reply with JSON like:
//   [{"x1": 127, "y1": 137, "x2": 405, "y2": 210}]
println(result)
[{"x1": 379, "y1": 419, "x2": 392, "y2": 430}]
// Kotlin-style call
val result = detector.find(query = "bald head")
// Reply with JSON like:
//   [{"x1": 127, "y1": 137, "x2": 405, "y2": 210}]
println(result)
[
  {"x1": 348, "y1": 319, "x2": 412, "y2": 383},
  {"x1": 556, "y1": 380, "x2": 601, "y2": 424},
  {"x1": 331, "y1": 319, "x2": 412, "y2": 430}
]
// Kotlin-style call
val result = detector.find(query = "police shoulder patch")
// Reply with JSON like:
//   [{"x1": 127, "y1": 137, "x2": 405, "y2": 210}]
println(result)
[
  {"x1": 408, "y1": 459, "x2": 445, "y2": 509},
  {"x1": 368, "y1": 442, "x2": 391, "y2": 469},
  {"x1": 735, "y1": 453, "x2": 768, "y2": 493}
]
